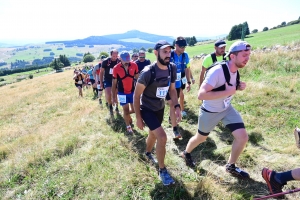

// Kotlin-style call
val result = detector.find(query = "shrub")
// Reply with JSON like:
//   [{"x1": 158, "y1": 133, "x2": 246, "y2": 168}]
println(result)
[
  {"x1": 29, "y1": 74, "x2": 33, "y2": 79},
  {"x1": 0, "y1": 78, "x2": 5, "y2": 82},
  {"x1": 263, "y1": 27, "x2": 269, "y2": 31}
]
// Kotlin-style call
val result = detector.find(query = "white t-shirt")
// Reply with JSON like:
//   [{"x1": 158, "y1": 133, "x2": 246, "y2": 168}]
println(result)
[{"x1": 202, "y1": 62, "x2": 238, "y2": 112}]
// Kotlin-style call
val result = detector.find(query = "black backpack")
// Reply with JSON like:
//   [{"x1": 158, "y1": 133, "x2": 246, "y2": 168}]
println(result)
[
  {"x1": 205, "y1": 61, "x2": 240, "y2": 91},
  {"x1": 147, "y1": 63, "x2": 172, "y2": 87},
  {"x1": 211, "y1": 52, "x2": 226, "y2": 63}
]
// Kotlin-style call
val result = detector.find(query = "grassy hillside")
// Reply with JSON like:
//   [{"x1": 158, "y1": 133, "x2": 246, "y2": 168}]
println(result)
[
  {"x1": 145, "y1": 24, "x2": 300, "y2": 62},
  {"x1": 1, "y1": 46, "x2": 300, "y2": 199}
]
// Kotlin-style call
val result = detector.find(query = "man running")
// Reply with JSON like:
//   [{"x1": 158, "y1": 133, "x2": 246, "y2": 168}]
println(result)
[
  {"x1": 93, "y1": 55, "x2": 106, "y2": 105},
  {"x1": 87, "y1": 65, "x2": 97, "y2": 97},
  {"x1": 112, "y1": 51, "x2": 138, "y2": 133},
  {"x1": 181, "y1": 41, "x2": 251, "y2": 179},
  {"x1": 167, "y1": 36, "x2": 192, "y2": 138},
  {"x1": 135, "y1": 50, "x2": 151, "y2": 73},
  {"x1": 134, "y1": 40, "x2": 181, "y2": 186},
  {"x1": 100, "y1": 49, "x2": 120, "y2": 115},
  {"x1": 199, "y1": 39, "x2": 227, "y2": 87}
]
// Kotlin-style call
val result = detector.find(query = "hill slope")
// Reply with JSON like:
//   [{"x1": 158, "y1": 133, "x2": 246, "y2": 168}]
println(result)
[{"x1": 1, "y1": 47, "x2": 300, "y2": 199}]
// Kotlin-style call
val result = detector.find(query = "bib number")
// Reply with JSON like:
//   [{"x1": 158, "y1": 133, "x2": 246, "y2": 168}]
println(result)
[
  {"x1": 223, "y1": 95, "x2": 233, "y2": 108},
  {"x1": 181, "y1": 76, "x2": 187, "y2": 84},
  {"x1": 97, "y1": 84, "x2": 101, "y2": 89},
  {"x1": 156, "y1": 86, "x2": 169, "y2": 98},
  {"x1": 176, "y1": 72, "x2": 181, "y2": 81},
  {"x1": 118, "y1": 95, "x2": 126, "y2": 103},
  {"x1": 109, "y1": 68, "x2": 113, "y2": 74},
  {"x1": 77, "y1": 81, "x2": 82, "y2": 84}
]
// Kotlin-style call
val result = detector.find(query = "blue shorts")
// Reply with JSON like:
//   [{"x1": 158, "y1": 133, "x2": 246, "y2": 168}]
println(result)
[
  {"x1": 141, "y1": 106, "x2": 165, "y2": 131},
  {"x1": 104, "y1": 80, "x2": 112, "y2": 88},
  {"x1": 118, "y1": 92, "x2": 133, "y2": 106}
]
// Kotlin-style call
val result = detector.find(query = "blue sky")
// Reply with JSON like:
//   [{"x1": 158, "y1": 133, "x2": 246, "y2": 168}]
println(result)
[{"x1": 0, "y1": 0, "x2": 299, "y2": 44}]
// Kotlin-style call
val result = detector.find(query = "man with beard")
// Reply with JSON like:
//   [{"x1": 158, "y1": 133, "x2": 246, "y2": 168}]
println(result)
[
  {"x1": 199, "y1": 39, "x2": 227, "y2": 87},
  {"x1": 100, "y1": 49, "x2": 120, "y2": 115},
  {"x1": 134, "y1": 40, "x2": 181, "y2": 186},
  {"x1": 181, "y1": 41, "x2": 251, "y2": 179}
]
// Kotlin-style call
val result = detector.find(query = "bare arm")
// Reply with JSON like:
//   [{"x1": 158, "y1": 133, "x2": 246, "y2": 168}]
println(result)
[
  {"x1": 199, "y1": 66, "x2": 206, "y2": 87},
  {"x1": 169, "y1": 82, "x2": 181, "y2": 121},
  {"x1": 198, "y1": 82, "x2": 236, "y2": 100},
  {"x1": 100, "y1": 68, "x2": 105, "y2": 88},
  {"x1": 133, "y1": 82, "x2": 145, "y2": 120}
]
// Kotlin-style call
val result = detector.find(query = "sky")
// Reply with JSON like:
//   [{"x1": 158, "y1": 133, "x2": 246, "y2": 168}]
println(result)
[{"x1": 0, "y1": 0, "x2": 299, "y2": 44}]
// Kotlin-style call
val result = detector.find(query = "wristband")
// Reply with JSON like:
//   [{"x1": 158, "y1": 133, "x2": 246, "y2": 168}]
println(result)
[
  {"x1": 187, "y1": 81, "x2": 191, "y2": 84},
  {"x1": 174, "y1": 104, "x2": 181, "y2": 109}
]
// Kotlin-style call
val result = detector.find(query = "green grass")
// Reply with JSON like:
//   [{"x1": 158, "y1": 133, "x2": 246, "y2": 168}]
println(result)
[{"x1": 1, "y1": 47, "x2": 300, "y2": 199}]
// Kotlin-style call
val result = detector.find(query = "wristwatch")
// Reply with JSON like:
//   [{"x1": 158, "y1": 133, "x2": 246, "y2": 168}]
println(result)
[{"x1": 187, "y1": 81, "x2": 191, "y2": 84}]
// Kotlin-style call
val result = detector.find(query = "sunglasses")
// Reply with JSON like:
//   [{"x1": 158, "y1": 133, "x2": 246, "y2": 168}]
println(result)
[
  {"x1": 139, "y1": 56, "x2": 145, "y2": 58},
  {"x1": 179, "y1": 46, "x2": 186, "y2": 49},
  {"x1": 133, "y1": 56, "x2": 138, "y2": 57}
]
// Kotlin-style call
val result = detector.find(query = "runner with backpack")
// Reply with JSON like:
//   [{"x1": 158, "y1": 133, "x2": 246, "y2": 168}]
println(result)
[
  {"x1": 199, "y1": 39, "x2": 227, "y2": 87},
  {"x1": 100, "y1": 49, "x2": 121, "y2": 115},
  {"x1": 133, "y1": 40, "x2": 181, "y2": 186},
  {"x1": 181, "y1": 41, "x2": 251, "y2": 179},
  {"x1": 167, "y1": 36, "x2": 192, "y2": 139}
]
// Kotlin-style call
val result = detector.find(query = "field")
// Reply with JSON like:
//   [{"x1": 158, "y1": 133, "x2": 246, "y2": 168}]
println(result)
[{"x1": 1, "y1": 44, "x2": 300, "y2": 199}]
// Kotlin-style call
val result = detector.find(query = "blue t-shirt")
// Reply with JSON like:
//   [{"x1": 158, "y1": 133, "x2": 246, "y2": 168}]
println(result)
[
  {"x1": 171, "y1": 52, "x2": 190, "y2": 88},
  {"x1": 87, "y1": 69, "x2": 94, "y2": 80}
]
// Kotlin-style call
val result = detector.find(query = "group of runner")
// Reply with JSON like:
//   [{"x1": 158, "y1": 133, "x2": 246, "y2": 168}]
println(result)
[{"x1": 73, "y1": 38, "x2": 300, "y2": 197}]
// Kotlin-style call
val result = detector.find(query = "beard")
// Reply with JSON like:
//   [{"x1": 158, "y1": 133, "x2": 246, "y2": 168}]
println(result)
[{"x1": 158, "y1": 52, "x2": 170, "y2": 66}]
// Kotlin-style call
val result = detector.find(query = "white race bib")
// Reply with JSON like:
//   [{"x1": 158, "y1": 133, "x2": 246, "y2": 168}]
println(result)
[
  {"x1": 176, "y1": 72, "x2": 181, "y2": 81},
  {"x1": 109, "y1": 68, "x2": 113, "y2": 74},
  {"x1": 88, "y1": 82, "x2": 91, "y2": 84},
  {"x1": 223, "y1": 95, "x2": 233, "y2": 108},
  {"x1": 181, "y1": 76, "x2": 187, "y2": 84},
  {"x1": 156, "y1": 86, "x2": 169, "y2": 98},
  {"x1": 77, "y1": 80, "x2": 82, "y2": 84},
  {"x1": 118, "y1": 95, "x2": 126, "y2": 103},
  {"x1": 97, "y1": 84, "x2": 101, "y2": 89}
]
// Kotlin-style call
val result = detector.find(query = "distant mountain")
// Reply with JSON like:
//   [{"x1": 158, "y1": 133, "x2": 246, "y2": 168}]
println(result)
[
  {"x1": 46, "y1": 30, "x2": 174, "y2": 50},
  {"x1": 196, "y1": 34, "x2": 227, "y2": 41}
]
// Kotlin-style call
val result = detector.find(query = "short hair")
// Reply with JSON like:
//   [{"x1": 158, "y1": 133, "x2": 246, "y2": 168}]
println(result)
[
  {"x1": 176, "y1": 36, "x2": 185, "y2": 41},
  {"x1": 110, "y1": 49, "x2": 118, "y2": 55}
]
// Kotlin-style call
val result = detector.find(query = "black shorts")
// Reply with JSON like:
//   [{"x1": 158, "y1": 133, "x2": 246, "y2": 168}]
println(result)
[
  {"x1": 90, "y1": 79, "x2": 95, "y2": 85},
  {"x1": 141, "y1": 106, "x2": 165, "y2": 131},
  {"x1": 75, "y1": 83, "x2": 82, "y2": 88},
  {"x1": 181, "y1": 81, "x2": 186, "y2": 90},
  {"x1": 166, "y1": 87, "x2": 180, "y2": 101}
]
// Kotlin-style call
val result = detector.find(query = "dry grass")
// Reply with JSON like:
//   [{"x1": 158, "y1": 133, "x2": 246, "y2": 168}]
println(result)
[{"x1": 1, "y1": 50, "x2": 300, "y2": 199}]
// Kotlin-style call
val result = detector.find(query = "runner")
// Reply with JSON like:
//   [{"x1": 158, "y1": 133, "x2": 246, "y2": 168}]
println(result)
[
  {"x1": 93, "y1": 55, "x2": 106, "y2": 105},
  {"x1": 181, "y1": 41, "x2": 251, "y2": 179},
  {"x1": 167, "y1": 36, "x2": 192, "y2": 138},
  {"x1": 112, "y1": 51, "x2": 138, "y2": 133},
  {"x1": 87, "y1": 65, "x2": 96, "y2": 96},
  {"x1": 100, "y1": 49, "x2": 120, "y2": 115},
  {"x1": 135, "y1": 50, "x2": 151, "y2": 73},
  {"x1": 131, "y1": 52, "x2": 139, "y2": 62},
  {"x1": 199, "y1": 39, "x2": 227, "y2": 87},
  {"x1": 73, "y1": 70, "x2": 85, "y2": 97},
  {"x1": 133, "y1": 40, "x2": 181, "y2": 185}
]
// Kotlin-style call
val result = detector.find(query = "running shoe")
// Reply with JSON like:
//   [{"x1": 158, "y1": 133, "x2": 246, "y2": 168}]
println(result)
[
  {"x1": 262, "y1": 168, "x2": 286, "y2": 197},
  {"x1": 181, "y1": 151, "x2": 195, "y2": 168},
  {"x1": 145, "y1": 152, "x2": 157, "y2": 164},
  {"x1": 225, "y1": 163, "x2": 250, "y2": 178},
  {"x1": 99, "y1": 99, "x2": 102, "y2": 105},
  {"x1": 159, "y1": 168, "x2": 175, "y2": 186},
  {"x1": 173, "y1": 129, "x2": 182, "y2": 139},
  {"x1": 294, "y1": 127, "x2": 300, "y2": 148}
]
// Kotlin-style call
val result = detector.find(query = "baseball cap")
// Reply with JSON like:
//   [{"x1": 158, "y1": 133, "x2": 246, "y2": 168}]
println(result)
[
  {"x1": 100, "y1": 55, "x2": 107, "y2": 60},
  {"x1": 225, "y1": 41, "x2": 251, "y2": 57},
  {"x1": 120, "y1": 51, "x2": 131, "y2": 62},
  {"x1": 175, "y1": 39, "x2": 187, "y2": 47},
  {"x1": 215, "y1": 39, "x2": 226, "y2": 48},
  {"x1": 154, "y1": 40, "x2": 174, "y2": 50}
]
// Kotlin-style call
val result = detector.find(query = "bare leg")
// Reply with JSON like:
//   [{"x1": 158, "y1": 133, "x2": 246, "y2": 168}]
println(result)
[{"x1": 228, "y1": 128, "x2": 248, "y2": 164}]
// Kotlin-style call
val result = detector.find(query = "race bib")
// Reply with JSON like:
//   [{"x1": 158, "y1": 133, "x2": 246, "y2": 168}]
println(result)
[
  {"x1": 88, "y1": 82, "x2": 91, "y2": 85},
  {"x1": 223, "y1": 95, "x2": 233, "y2": 108},
  {"x1": 77, "y1": 81, "x2": 82, "y2": 84},
  {"x1": 156, "y1": 86, "x2": 169, "y2": 98},
  {"x1": 118, "y1": 95, "x2": 126, "y2": 103},
  {"x1": 181, "y1": 76, "x2": 187, "y2": 84},
  {"x1": 97, "y1": 84, "x2": 101, "y2": 89},
  {"x1": 109, "y1": 68, "x2": 113, "y2": 74},
  {"x1": 176, "y1": 72, "x2": 181, "y2": 81}
]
